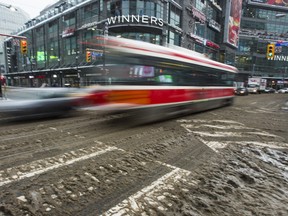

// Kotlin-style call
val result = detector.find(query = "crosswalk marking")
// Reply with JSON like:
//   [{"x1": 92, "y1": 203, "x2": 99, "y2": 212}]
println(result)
[
  {"x1": 101, "y1": 167, "x2": 191, "y2": 216},
  {"x1": 178, "y1": 119, "x2": 288, "y2": 152},
  {"x1": 0, "y1": 145, "x2": 119, "y2": 187}
]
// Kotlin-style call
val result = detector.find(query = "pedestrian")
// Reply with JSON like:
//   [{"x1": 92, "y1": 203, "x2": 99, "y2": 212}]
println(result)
[{"x1": 2, "y1": 83, "x2": 7, "y2": 100}]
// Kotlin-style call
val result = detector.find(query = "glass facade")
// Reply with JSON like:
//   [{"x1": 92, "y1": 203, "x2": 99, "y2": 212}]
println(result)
[
  {"x1": 237, "y1": 2, "x2": 288, "y2": 80},
  {"x1": 4, "y1": 0, "x2": 226, "y2": 87}
]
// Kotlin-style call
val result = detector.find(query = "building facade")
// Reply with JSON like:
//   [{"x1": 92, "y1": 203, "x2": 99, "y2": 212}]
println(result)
[
  {"x1": 0, "y1": 2, "x2": 30, "y2": 75},
  {"x1": 4, "y1": 0, "x2": 240, "y2": 87},
  {"x1": 236, "y1": 0, "x2": 288, "y2": 88}
]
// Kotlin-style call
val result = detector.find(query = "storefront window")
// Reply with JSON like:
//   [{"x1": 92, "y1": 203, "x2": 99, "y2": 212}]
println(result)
[
  {"x1": 35, "y1": 27, "x2": 46, "y2": 69},
  {"x1": 122, "y1": 0, "x2": 129, "y2": 15},
  {"x1": 169, "y1": 4, "x2": 181, "y2": 28},
  {"x1": 48, "y1": 20, "x2": 58, "y2": 38},
  {"x1": 156, "y1": 1, "x2": 163, "y2": 19},
  {"x1": 48, "y1": 40, "x2": 59, "y2": 66},
  {"x1": 110, "y1": 0, "x2": 122, "y2": 16},
  {"x1": 195, "y1": 0, "x2": 206, "y2": 13},
  {"x1": 168, "y1": 31, "x2": 181, "y2": 46},
  {"x1": 63, "y1": 13, "x2": 76, "y2": 28},
  {"x1": 64, "y1": 36, "x2": 77, "y2": 56},
  {"x1": 82, "y1": 2, "x2": 99, "y2": 22},
  {"x1": 145, "y1": 0, "x2": 155, "y2": 16},
  {"x1": 110, "y1": 32, "x2": 161, "y2": 45},
  {"x1": 108, "y1": 0, "x2": 164, "y2": 18},
  {"x1": 137, "y1": 0, "x2": 144, "y2": 15},
  {"x1": 238, "y1": 39, "x2": 251, "y2": 52}
]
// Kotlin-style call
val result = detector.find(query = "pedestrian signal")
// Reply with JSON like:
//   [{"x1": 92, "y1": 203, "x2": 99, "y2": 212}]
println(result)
[
  {"x1": 20, "y1": 39, "x2": 28, "y2": 55},
  {"x1": 86, "y1": 51, "x2": 91, "y2": 62},
  {"x1": 267, "y1": 44, "x2": 275, "y2": 59}
]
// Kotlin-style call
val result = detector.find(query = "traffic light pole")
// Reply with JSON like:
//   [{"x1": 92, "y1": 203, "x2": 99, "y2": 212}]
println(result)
[
  {"x1": 0, "y1": 33, "x2": 26, "y2": 39},
  {"x1": 0, "y1": 72, "x2": 2, "y2": 99},
  {"x1": 0, "y1": 33, "x2": 27, "y2": 98}
]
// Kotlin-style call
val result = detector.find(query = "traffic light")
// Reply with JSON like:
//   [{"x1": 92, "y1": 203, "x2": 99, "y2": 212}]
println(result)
[
  {"x1": 267, "y1": 44, "x2": 275, "y2": 59},
  {"x1": 86, "y1": 51, "x2": 91, "y2": 62},
  {"x1": 20, "y1": 39, "x2": 28, "y2": 55}
]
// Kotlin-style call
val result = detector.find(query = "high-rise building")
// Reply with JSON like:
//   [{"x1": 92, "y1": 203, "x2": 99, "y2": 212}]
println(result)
[
  {"x1": 237, "y1": 0, "x2": 288, "y2": 88},
  {"x1": 0, "y1": 2, "x2": 30, "y2": 74}
]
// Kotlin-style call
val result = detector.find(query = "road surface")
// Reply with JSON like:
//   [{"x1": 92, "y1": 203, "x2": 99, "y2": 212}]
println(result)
[{"x1": 0, "y1": 94, "x2": 287, "y2": 215}]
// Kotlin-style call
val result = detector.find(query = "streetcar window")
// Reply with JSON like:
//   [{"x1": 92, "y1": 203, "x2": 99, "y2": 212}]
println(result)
[{"x1": 81, "y1": 64, "x2": 235, "y2": 87}]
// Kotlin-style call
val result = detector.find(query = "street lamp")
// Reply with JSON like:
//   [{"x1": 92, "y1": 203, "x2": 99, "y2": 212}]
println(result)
[
  {"x1": 75, "y1": 55, "x2": 80, "y2": 87},
  {"x1": 57, "y1": 58, "x2": 61, "y2": 68}
]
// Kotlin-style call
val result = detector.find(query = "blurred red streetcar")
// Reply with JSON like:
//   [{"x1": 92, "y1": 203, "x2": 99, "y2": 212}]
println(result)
[{"x1": 80, "y1": 36, "x2": 238, "y2": 123}]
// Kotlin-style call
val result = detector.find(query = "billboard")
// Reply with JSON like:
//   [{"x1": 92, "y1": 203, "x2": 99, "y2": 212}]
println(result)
[
  {"x1": 224, "y1": 0, "x2": 243, "y2": 48},
  {"x1": 248, "y1": 0, "x2": 288, "y2": 10}
]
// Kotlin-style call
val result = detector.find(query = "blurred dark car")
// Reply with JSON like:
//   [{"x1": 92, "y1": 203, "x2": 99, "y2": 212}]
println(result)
[
  {"x1": 263, "y1": 87, "x2": 276, "y2": 93},
  {"x1": 234, "y1": 87, "x2": 249, "y2": 96},
  {"x1": 0, "y1": 88, "x2": 84, "y2": 121}
]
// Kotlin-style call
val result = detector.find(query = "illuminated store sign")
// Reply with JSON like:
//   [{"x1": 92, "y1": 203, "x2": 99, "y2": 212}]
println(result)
[
  {"x1": 208, "y1": 19, "x2": 221, "y2": 32},
  {"x1": 79, "y1": 15, "x2": 164, "y2": 31},
  {"x1": 79, "y1": 21, "x2": 99, "y2": 30},
  {"x1": 268, "y1": 55, "x2": 288, "y2": 61},
  {"x1": 190, "y1": 33, "x2": 220, "y2": 49},
  {"x1": 62, "y1": 28, "x2": 75, "y2": 38},
  {"x1": 190, "y1": 33, "x2": 204, "y2": 44},
  {"x1": 107, "y1": 15, "x2": 164, "y2": 27},
  {"x1": 191, "y1": 7, "x2": 206, "y2": 23}
]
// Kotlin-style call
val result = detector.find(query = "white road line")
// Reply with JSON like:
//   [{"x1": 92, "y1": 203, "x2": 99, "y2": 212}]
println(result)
[
  {"x1": 184, "y1": 124, "x2": 254, "y2": 130},
  {"x1": 194, "y1": 139, "x2": 288, "y2": 152},
  {"x1": 177, "y1": 119, "x2": 244, "y2": 125},
  {"x1": 101, "y1": 167, "x2": 191, "y2": 216},
  {"x1": 2, "y1": 141, "x2": 195, "y2": 215},
  {"x1": 229, "y1": 141, "x2": 288, "y2": 149},
  {"x1": 184, "y1": 129, "x2": 283, "y2": 138},
  {"x1": 0, "y1": 145, "x2": 119, "y2": 187},
  {"x1": 180, "y1": 120, "x2": 287, "y2": 153},
  {"x1": 192, "y1": 131, "x2": 248, "y2": 137},
  {"x1": 247, "y1": 131, "x2": 284, "y2": 139}
]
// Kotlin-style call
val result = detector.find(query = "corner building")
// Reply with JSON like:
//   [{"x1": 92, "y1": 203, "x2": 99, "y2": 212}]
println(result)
[
  {"x1": 4, "y1": 0, "x2": 237, "y2": 87},
  {"x1": 236, "y1": 0, "x2": 288, "y2": 88}
]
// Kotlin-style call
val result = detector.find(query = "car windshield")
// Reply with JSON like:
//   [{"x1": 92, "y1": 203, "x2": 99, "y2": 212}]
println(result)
[{"x1": 248, "y1": 84, "x2": 258, "y2": 88}]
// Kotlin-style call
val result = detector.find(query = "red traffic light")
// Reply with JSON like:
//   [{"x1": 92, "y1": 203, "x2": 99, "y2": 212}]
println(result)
[
  {"x1": 20, "y1": 39, "x2": 28, "y2": 55},
  {"x1": 86, "y1": 51, "x2": 92, "y2": 62}
]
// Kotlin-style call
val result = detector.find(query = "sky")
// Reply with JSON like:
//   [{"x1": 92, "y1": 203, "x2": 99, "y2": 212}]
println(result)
[{"x1": 0, "y1": 0, "x2": 57, "y2": 19}]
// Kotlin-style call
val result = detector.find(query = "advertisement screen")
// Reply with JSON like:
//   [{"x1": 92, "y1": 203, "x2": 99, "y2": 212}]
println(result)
[
  {"x1": 224, "y1": 0, "x2": 243, "y2": 48},
  {"x1": 37, "y1": 51, "x2": 46, "y2": 62},
  {"x1": 249, "y1": 0, "x2": 288, "y2": 10}
]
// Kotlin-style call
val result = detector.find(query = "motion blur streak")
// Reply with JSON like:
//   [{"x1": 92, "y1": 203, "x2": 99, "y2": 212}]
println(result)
[
  {"x1": 1, "y1": 36, "x2": 238, "y2": 123},
  {"x1": 79, "y1": 36, "x2": 238, "y2": 124},
  {"x1": 0, "y1": 87, "x2": 86, "y2": 121}
]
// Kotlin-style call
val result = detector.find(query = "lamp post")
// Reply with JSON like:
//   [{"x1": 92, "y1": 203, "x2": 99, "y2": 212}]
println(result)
[
  {"x1": 283, "y1": 67, "x2": 287, "y2": 87},
  {"x1": 75, "y1": 55, "x2": 80, "y2": 87},
  {"x1": 103, "y1": 21, "x2": 108, "y2": 72},
  {"x1": 0, "y1": 72, "x2": 2, "y2": 99},
  {"x1": 252, "y1": 63, "x2": 255, "y2": 77},
  {"x1": 57, "y1": 58, "x2": 62, "y2": 87},
  {"x1": 57, "y1": 58, "x2": 61, "y2": 68}
]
